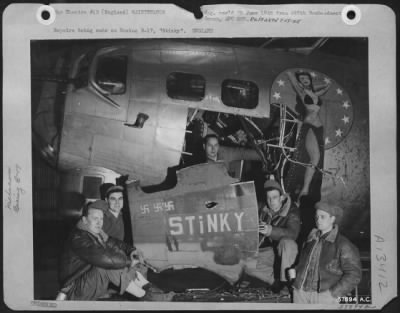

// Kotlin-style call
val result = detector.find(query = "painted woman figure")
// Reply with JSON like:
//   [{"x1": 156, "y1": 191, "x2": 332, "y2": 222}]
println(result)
[{"x1": 286, "y1": 71, "x2": 331, "y2": 200}]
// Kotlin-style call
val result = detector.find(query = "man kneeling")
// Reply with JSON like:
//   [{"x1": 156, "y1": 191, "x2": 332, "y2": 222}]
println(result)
[
  {"x1": 57, "y1": 201, "x2": 157, "y2": 300},
  {"x1": 245, "y1": 179, "x2": 300, "y2": 293}
]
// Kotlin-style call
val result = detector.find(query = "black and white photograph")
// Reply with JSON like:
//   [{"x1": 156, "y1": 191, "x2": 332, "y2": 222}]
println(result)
[
  {"x1": 31, "y1": 37, "x2": 371, "y2": 303},
  {"x1": 3, "y1": 3, "x2": 397, "y2": 310}
]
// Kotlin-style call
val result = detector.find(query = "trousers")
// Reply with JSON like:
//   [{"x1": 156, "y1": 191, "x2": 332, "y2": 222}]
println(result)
[
  {"x1": 245, "y1": 238, "x2": 298, "y2": 284},
  {"x1": 68, "y1": 266, "x2": 137, "y2": 300},
  {"x1": 293, "y1": 288, "x2": 339, "y2": 304}
]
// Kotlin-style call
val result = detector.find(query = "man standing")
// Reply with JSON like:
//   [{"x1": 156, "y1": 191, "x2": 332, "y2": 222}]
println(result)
[
  {"x1": 57, "y1": 201, "x2": 152, "y2": 300},
  {"x1": 245, "y1": 179, "x2": 300, "y2": 293},
  {"x1": 103, "y1": 185, "x2": 125, "y2": 241},
  {"x1": 292, "y1": 202, "x2": 362, "y2": 304}
]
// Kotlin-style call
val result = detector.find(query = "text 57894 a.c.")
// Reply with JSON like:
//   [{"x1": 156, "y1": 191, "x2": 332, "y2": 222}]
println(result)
[{"x1": 338, "y1": 296, "x2": 372, "y2": 304}]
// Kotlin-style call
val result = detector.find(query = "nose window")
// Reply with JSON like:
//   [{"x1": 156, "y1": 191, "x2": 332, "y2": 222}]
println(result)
[{"x1": 95, "y1": 55, "x2": 127, "y2": 95}]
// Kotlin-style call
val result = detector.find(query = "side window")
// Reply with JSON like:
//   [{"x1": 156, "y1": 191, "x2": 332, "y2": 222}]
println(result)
[
  {"x1": 221, "y1": 79, "x2": 259, "y2": 109},
  {"x1": 95, "y1": 55, "x2": 127, "y2": 95},
  {"x1": 82, "y1": 176, "x2": 103, "y2": 199},
  {"x1": 167, "y1": 72, "x2": 205, "y2": 101}
]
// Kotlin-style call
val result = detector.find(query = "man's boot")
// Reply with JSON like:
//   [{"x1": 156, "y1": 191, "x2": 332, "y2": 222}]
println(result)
[
  {"x1": 271, "y1": 280, "x2": 284, "y2": 294},
  {"x1": 271, "y1": 280, "x2": 290, "y2": 296},
  {"x1": 142, "y1": 284, "x2": 175, "y2": 302},
  {"x1": 55, "y1": 292, "x2": 67, "y2": 300}
]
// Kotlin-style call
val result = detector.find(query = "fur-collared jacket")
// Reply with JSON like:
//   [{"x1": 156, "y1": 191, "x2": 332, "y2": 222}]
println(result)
[
  {"x1": 258, "y1": 195, "x2": 301, "y2": 249},
  {"x1": 59, "y1": 221, "x2": 136, "y2": 289},
  {"x1": 293, "y1": 226, "x2": 362, "y2": 297}
]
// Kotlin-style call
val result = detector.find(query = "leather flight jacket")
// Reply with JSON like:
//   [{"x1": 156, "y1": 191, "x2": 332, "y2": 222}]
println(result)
[
  {"x1": 59, "y1": 227, "x2": 136, "y2": 289},
  {"x1": 258, "y1": 195, "x2": 301, "y2": 249},
  {"x1": 293, "y1": 226, "x2": 362, "y2": 297}
]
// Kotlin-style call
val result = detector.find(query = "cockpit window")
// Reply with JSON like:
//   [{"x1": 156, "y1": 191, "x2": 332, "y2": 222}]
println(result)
[
  {"x1": 95, "y1": 55, "x2": 127, "y2": 95},
  {"x1": 221, "y1": 79, "x2": 259, "y2": 109},
  {"x1": 167, "y1": 72, "x2": 205, "y2": 101}
]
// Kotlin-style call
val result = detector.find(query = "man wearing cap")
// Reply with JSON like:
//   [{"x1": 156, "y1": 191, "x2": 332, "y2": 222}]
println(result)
[
  {"x1": 99, "y1": 182, "x2": 115, "y2": 200},
  {"x1": 245, "y1": 179, "x2": 300, "y2": 293},
  {"x1": 292, "y1": 202, "x2": 362, "y2": 304},
  {"x1": 57, "y1": 201, "x2": 155, "y2": 300},
  {"x1": 103, "y1": 185, "x2": 125, "y2": 241}
]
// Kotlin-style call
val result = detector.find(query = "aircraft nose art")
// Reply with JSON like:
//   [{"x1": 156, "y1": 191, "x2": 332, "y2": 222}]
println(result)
[{"x1": 127, "y1": 162, "x2": 259, "y2": 284}]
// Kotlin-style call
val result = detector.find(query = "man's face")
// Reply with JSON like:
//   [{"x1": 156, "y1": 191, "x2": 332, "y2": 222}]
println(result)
[
  {"x1": 106, "y1": 192, "x2": 124, "y2": 215},
  {"x1": 315, "y1": 209, "x2": 335, "y2": 234},
  {"x1": 266, "y1": 189, "x2": 284, "y2": 212},
  {"x1": 83, "y1": 208, "x2": 104, "y2": 234},
  {"x1": 205, "y1": 137, "x2": 220, "y2": 161}
]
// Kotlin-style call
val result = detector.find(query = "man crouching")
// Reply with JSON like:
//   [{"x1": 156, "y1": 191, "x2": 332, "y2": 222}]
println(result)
[
  {"x1": 57, "y1": 201, "x2": 164, "y2": 301},
  {"x1": 245, "y1": 179, "x2": 300, "y2": 293}
]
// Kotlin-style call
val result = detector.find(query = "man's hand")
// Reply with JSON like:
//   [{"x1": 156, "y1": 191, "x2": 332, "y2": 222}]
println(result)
[
  {"x1": 130, "y1": 257, "x2": 140, "y2": 268},
  {"x1": 130, "y1": 249, "x2": 145, "y2": 264},
  {"x1": 259, "y1": 223, "x2": 272, "y2": 236}
]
